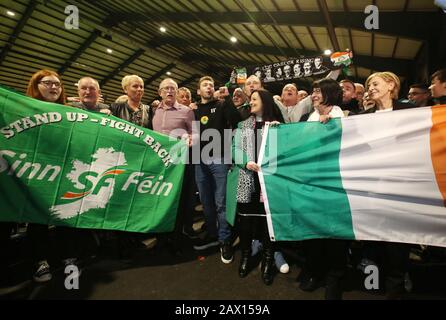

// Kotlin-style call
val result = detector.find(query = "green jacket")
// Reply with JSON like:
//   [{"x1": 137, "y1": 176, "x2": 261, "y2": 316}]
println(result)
[{"x1": 226, "y1": 116, "x2": 255, "y2": 226}]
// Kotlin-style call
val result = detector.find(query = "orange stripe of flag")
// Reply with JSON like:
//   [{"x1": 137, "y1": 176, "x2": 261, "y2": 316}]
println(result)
[
  {"x1": 103, "y1": 169, "x2": 125, "y2": 176},
  {"x1": 62, "y1": 190, "x2": 91, "y2": 199},
  {"x1": 430, "y1": 105, "x2": 446, "y2": 207}
]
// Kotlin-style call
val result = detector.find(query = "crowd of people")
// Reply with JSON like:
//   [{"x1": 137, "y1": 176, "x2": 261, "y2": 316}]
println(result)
[{"x1": 1, "y1": 66, "x2": 446, "y2": 299}]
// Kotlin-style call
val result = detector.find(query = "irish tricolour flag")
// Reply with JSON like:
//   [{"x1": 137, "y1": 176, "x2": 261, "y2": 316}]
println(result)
[{"x1": 258, "y1": 106, "x2": 446, "y2": 247}]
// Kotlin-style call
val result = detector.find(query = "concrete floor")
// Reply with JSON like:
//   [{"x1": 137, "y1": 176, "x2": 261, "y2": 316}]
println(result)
[
  {"x1": 1, "y1": 220, "x2": 445, "y2": 300},
  {"x1": 0, "y1": 235, "x2": 392, "y2": 300}
]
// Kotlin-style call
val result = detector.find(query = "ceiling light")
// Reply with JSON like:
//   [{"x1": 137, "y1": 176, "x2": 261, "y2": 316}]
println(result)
[
  {"x1": 160, "y1": 27, "x2": 167, "y2": 33},
  {"x1": 324, "y1": 49, "x2": 332, "y2": 55},
  {"x1": 230, "y1": 36, "x2": 237, "y2": 43},
  {"x1": 166, "y1": 71, "x2": 172, "y2": 76},
  {"x1": 106, "y1": 48, "x2": 113, "y2": 54},
  {"x1": 6, "y1": 10, "x2": 15, "y2": 16}
]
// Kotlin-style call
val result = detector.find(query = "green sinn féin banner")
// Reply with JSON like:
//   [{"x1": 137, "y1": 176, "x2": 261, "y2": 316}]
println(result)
[{"x1": 0, "y1": 86, "x2": 186, "y2": 233}]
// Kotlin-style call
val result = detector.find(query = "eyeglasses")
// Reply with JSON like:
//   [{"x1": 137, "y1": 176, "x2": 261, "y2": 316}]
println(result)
[
  {"x1": 161, "y1": 86, "x2": 177, "y2": 92},
  {"x1": 39, "y1": 80, "x2": 61, "y2": 88}
]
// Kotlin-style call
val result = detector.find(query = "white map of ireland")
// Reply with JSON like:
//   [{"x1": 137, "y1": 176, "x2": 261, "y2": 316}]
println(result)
[{"x1": 50, "y1": 148, "x2": 127, "y2": 219}]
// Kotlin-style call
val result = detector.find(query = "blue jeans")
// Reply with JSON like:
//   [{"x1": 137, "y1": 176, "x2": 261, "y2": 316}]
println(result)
[{"x1": 195, "y1": 162, "x2": 231, "y2": 242}]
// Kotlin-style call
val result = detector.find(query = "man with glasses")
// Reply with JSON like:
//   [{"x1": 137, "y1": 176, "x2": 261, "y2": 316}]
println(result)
[
  {"x1": 71, "y1": 77, "x2": 110, "y2": 113},
  {"x1": 152, "y1": 78, "x2": 196, "y2": 253},
  {"x1": 407, "y1": 83, "x2": 432, "y2": 107},
  {"x1": 153, "y1": 78, "x2": 194, "y2": 138}
]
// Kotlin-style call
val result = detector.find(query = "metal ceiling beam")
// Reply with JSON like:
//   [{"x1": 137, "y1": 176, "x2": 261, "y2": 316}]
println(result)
[
  {"x1": 234, "y1": 0, "x2": 288, "y2": 58},
  {"x1": 150, "y1": 36, "x2": 316, "y2": 57},
  {"x1": 100, "y1": 49, "x2": 145, "y2": 87},
  {"x1": 181, "y1": 53, "x2": 255, "y2": 68},
  {"x1": 0, "y1": 0, "x2": 38, "y2": 65},
  {"x1": 178, "y1": 74, "x2": 200, "y2": 88},
  {"x1": 52, "y1": 1, "x2": 226, "y2": 84},
  {"x1": 432, "y1": 15, "x2": 446, "y2": 73},
  {"x1": 343, "y1": 0, "x2": 358, "y2": 78},
  {"x1": 256, "y1": 0, "x2": 299, "y2": 57},
  {"x1": 112, "y1": 11, "x2": 440, "y2": 40},
  {"x1": 370, "y1": 0, "x2": 376, "y2": 72},
  {"x1": 8, "y1": 49, "x2": 63, "y2": 67},
  {"x1": 290, "y1": 0, "x2": 318, "y2": 59},
  {"x1": 151, "y1": 36, "x2": 411, "y2": 75},
  {"x1": 317, "y1": 0, "x2": 340, "y2": 52},
  {"x1": 58, "y1": 29, "x2": 101, "y2": 75},
  {"x1": 144, "y1": 63, "x2": 176, "y2": 87}
]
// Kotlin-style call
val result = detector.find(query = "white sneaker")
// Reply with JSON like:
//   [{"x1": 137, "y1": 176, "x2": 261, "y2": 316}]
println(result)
[{"x1": 274, "y1": 251, "x2": 289, "y2": 274}]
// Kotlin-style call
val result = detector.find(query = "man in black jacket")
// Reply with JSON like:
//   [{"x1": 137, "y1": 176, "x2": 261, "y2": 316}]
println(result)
[
  {"x1": 430, "y1": 68, "x2": 446, "y2": 105},
  {"x1": 192, "y1": 76, "x2": 241, "y2": 264},
  {"x1": 339, "y1": 79, "x2": 361, "y2": 114},
  {"x1": 407, "y1": 84, "x2": 433, "y2": 107}
]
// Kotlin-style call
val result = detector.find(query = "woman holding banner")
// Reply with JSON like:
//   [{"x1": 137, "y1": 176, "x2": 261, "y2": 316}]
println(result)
[
  {"x1": 358, "y1": 72, "x2": 412, "y2": 299},
  {"x1": 15, "y1": 70, "x2": 80, "y2": 283},
  {"x1": 110, "y1": 75, "x2": 152, "y2": 129},
  {"x1": 232, "y1": 89, "x2": 284, "y2": 285},
  {"x1": 298, "y1": 78, "x2": 348, "y2": 300},
  {"x1": 25, "y1": 70, "x2": 65, "y2": 282},
  {"x1": 0, "y1": 71, "x2": 58, "y2": 284},
  {"x1": 110, "y1": 75, "x2": 153, "y2": 258}
]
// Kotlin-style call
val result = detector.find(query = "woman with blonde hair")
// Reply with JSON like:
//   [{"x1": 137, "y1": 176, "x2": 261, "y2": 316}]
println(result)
[
  {"x1": 109, "y1": 75, "x2": 153, "y2": 257},
  {"x1": 110, "y1": 75, "x2": 152, "y2": 129},
  {"x1": 362, "y1": 71, "x2": 407, "y2": 113},
  {"x1": 359, "y1": 71, "x2": 412, "y2": 299}
]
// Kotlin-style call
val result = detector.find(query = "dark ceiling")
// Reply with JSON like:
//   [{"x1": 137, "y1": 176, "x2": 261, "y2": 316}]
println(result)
[{"x1": 0, "y1": 0, "x2": 445, "y2": 104}]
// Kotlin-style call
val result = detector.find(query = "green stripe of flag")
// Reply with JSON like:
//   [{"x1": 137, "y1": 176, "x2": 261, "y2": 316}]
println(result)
[{"x1": 262, "y1": 119, "x2": 355, "y2": 241}]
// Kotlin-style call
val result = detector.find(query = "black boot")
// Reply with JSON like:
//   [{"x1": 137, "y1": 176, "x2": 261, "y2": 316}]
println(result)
[
  {"x1": 325, "y1": 276, "x2": 343, "y2": 300},
  {"x1": 239, "y1": 250, "x2": 251, "y2": 278},
  {"x1": 261, "y1": 248, "x2": 274, "y2": 285}
]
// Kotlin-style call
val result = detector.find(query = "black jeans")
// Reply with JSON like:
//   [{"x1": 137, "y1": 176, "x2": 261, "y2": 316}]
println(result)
[
  {"x1": 0, "y1": 222, "x2": 15, "y2": 271},
  {"x1": 237, "y1": 202, "x2": 272, "y2": 253},
  {"x1": 28, "y1": 223, "x2": 82, "y2": 263},
  {"x1": 27, "y1": 223, "x2": 50, "y2": 263},
  {"x1": 303, "y1": 238, "x2": 349, "y2": 280},
  {"x1": 362, "y1": 240, "x2": 410, "y2": 294}
]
